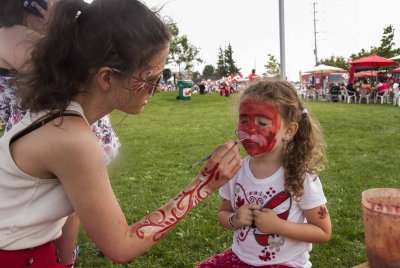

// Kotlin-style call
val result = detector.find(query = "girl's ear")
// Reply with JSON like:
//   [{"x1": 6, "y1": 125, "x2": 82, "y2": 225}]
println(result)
[{"x1": 284, "y1": 121, "x2": 299, "y2": 141}]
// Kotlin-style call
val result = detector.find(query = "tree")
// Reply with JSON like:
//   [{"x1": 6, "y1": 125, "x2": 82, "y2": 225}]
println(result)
[
  {"x1": 224, "y1": 43, "x2": 240, "y2": 75},
  {"x1": 202, "y1": 64, "x2": 216, "y2": 80},
  {"x1": 215, "y1": 43, "x2": 241, "y2": 79},
  {"x1": 318, "y1": 55, "x2": 349, "y2": 71},
  {"x1": 215, "y1": 46, "x2": 228, "y2": 78},
  {"x1": 350, "y1": 48, "x2": 373, "y2": 61},
  {"x1": 191, "y1": 71, "x2": 201, "y2": 83},
  {"x1": 168, "y1": 24, "x2": 202, "y2": 79},
  {"x1": 375, "y1": 24, "x2": 400, "y2": 58},
  {"x1": 350, "y1": 25, "x2": 400, "y2": 61},
  {"x1": 264, "y1": 54, "x2": 280, "y2": 78}
]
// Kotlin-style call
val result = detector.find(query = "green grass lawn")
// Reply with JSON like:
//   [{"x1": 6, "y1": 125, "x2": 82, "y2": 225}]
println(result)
[{"x1": 2, "y1": 92, "x2": 400, "y2": 267}]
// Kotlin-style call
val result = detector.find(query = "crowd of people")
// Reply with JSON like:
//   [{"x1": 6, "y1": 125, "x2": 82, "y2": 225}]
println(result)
[{"x1": 300, "y1": 77, "x2": 400, "y2": 105}]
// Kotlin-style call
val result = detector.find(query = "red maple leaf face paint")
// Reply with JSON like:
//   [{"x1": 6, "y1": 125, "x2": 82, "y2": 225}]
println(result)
[
  {"x1": 123, "y1": 67, "x2": 163, "y2": 95},
  {"x1": 237, "y1": 100, "x2": 281, "y2": 156}
]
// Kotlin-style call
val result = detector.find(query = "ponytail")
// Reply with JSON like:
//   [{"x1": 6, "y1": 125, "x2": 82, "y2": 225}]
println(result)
[
  {"x1": 19, "y1": 0, "x2": 91, "y2": 114},
  {"x1": 284, "y1": 108, "x2": 325, "y2": 201},
  {"x1": 18, "y1": 0, "x2": 171, "y2": 114}
]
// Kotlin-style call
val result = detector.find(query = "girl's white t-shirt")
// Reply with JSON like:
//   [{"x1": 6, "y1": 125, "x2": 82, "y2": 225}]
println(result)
[{"x1": 220, "y1": 156, "x2": 327, "y2": 267}]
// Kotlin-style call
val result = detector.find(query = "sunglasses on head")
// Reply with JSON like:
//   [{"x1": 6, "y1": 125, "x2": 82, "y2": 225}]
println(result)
[{"x1": 111, "y1": 68, "x2": 161, "y2": 96}]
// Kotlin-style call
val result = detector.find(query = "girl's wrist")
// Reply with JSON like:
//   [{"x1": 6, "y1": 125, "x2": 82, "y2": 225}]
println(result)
[{"x1": 228, "y1": 212, "x2": 237, "y2": 229}]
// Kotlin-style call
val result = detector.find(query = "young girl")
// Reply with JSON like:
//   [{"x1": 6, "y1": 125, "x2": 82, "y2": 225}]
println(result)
[{"x1": 197, "y1": 80, "x2": 331, "y2": 268}]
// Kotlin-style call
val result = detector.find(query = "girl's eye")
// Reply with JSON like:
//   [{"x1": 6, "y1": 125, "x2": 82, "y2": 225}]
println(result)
[{"x1": 240, "y1": 119, "x2": 249, "y2": 124}]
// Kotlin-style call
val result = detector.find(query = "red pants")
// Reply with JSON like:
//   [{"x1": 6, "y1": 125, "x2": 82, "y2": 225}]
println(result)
[
  {"x1": 196, "y1": 248, "x2": 295, "y2": 268},
  {"x1": 0, "y1": 241, "x2": 72, "y2": 268}
]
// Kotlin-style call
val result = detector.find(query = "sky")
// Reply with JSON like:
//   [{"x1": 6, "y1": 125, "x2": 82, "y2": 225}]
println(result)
[{"x1": 86, "y1": 0, "x2": 400, "y2": 81}]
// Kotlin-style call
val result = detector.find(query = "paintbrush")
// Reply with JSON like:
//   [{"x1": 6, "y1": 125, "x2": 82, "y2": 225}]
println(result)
[{"x1": 189, "y1": 138, "x2": 246, "y2": 168}]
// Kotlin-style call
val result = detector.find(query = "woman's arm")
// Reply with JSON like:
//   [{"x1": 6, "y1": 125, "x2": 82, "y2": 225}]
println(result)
[
  {"x1": 46, "y1": 122, "x2": 242, "y2": 264},
  {"x1": 253, "y1": 204, "x2": 331, "y2": 243},
  {"x1": 54, "y1": 213, "x2": 80, "y2": 265}
]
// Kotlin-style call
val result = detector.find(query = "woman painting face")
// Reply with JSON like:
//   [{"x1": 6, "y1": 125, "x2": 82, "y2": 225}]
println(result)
[{"x1": 237, "y1": 100, "x2": 281, "y2": 157}]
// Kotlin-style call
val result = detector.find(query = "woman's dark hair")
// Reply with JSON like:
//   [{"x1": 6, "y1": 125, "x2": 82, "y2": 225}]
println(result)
[
  {"x1": 0, "y1": 0, "x2": 27, "y2": 27},
  {"x1": 18, "y1": 0, "x2": 171, "y2": 114},
  {"x1": 239, "y1": 80, "x2": 326, "y2": 201}
]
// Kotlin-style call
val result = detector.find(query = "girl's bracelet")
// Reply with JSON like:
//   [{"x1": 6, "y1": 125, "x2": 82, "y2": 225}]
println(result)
[{"x1": 228, "y1": 212, "x2": 236, "y2": 229}]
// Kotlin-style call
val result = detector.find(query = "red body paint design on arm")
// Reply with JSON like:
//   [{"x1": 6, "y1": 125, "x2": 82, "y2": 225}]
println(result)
[{"x1": 131, "y1": 164, "x2": 220, "y2": 242}]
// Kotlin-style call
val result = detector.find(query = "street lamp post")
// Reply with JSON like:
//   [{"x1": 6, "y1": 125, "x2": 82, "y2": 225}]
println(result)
[{"x1": 279, "y1": 0, "x2": 286, "y2": 80}]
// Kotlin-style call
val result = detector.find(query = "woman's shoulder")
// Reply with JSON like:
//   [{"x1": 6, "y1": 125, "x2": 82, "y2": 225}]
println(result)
[{"x1": 44, "y1": 116, "x2": 100, "y2": 162}]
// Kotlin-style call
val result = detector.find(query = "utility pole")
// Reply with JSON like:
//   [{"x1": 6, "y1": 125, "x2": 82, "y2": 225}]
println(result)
[
  {"x1": 279, "y1": 0, "x2": 286, "y2": 80},
  {"x1": 312, "y1": 2, "x2": 318, "y2": 66}
]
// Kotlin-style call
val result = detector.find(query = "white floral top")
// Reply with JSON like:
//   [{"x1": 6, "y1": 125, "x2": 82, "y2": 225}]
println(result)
[{"x1": 0, "y1": 74, "x2": 121, "y2": 165}]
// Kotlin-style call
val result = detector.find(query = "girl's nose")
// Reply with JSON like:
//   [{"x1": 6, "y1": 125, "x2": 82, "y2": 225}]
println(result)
[{"x1": 247, "y1": 119, "x2": 257, "y2": 134}]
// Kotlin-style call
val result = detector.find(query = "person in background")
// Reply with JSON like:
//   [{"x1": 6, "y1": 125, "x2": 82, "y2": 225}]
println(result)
[
  {"x1": 375, "y1": 78, "x2": 390, "y2": 96},
  {"x1": 360, "y1": 79, "x2": 372, "y2": 94},
  {"x1": 0, "y1": 0, "x2": 241, "y2": 267},
  {"x1": 392, "y1": 80, "x2": 400, "y2": 106},
  {"x1": 345, "y1": 81, "x2": 356, "y2": 100},
  {"x1": 0, "y1": 1, "x2": 83, "y2": 265},
  {"x1": 219, "y1": 81, "x2": 226, "y2": 96},
  {"x1": 196, "y1": 80, "x2": 331, "y2": 268},
  {"x1": 0, "y1": 0, "x2": 121, "y2": 164},
  {"x1": 346, "y1": 80, "x2": 354, "y2": 93},
  {"x1": 225, "y1": 81, "x2": 231, "y2": 97},
  {"x1": 248, "y1": 69, "x2": 260, "y2": 83},
  {"x1": 338, "y1": 83, "x2": 347, "y2": 101},
  {"x1": 0, "y1": 0, "x2": 50, "y2": 129},
  {"x1": 199, "y1": 80, "x2": 206, "y2": 94}
]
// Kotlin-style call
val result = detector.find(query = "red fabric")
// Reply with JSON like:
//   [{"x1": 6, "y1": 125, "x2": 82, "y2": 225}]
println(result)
[
  {"x1": 392, "y1": 67, "x2": 400, "y2": 73},
  {"x1": 0, "y1": 242, "x2": 72, "y2": 268},
  {"x1": 349, "y1": 66, "x2": 355, "y2": 83},
  {"x1": 225, "y1": 87, "x2": 230, "y2": 96},
  {"x1": 354, "y1": 70, "x2": 378, "y2": 78},
  {"x1": 377, "y1": 83, "x2": 389, "y2": 92},
  {"x1": 349, "y1": 54, "x2": 397, "y2": 67},
  {"x1": 195, "y1": 248, "x2": 296, "y2": 268}
]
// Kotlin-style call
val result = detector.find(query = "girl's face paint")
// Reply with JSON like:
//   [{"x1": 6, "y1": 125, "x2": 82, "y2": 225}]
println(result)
[{"x1": 238, "y1": 101, "x2": 281, "y2": 156}]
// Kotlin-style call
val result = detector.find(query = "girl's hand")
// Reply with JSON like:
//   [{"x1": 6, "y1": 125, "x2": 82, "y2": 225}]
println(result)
[
  {"x1": 233, "y1": 204, "x2": 260, "y2": 228},
  {"x1": 253, "y1": 208, "x2": 282, "y2": 234},
  {"x1": 200, "y1": 141, "x2": 241, "y2": 193}
]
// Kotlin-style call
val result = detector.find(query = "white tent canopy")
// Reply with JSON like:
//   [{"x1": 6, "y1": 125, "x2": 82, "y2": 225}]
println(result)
[
  {"x1": 390, "y1": 55, "x2": 400, "y2": 60},
  {"x1": 303, "y1": 64, "x2": 346, "y2": 74}
]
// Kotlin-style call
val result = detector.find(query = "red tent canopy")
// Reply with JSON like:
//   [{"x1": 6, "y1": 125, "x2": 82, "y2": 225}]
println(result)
[
  {"x1": 349, "y1": 54, "x2": 397, "y2": 82},
  {"x1": 349, "y1": 54, "x2": 397, "y2": 67},
  {"x1": 354, "y1": 70, "x2": 378, "y2": 77},
  {"x1": 392, "y1": 67, "x2": 400, "y2": 73}
]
